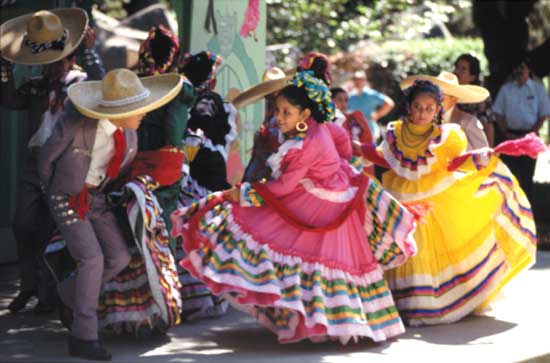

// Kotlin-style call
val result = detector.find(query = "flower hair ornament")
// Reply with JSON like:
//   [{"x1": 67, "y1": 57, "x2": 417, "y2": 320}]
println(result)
[
  {"x1": 405, "y1": 79, "x2": 445, "y2": 123},
  {"x1": 298, "y1": 52, "x2": 331, "y2": 85},
  {"x1": 178, "y1": 51, "x2": 222, "y2": 92},
  {"x1": 137, "y1": 25, "x2": 180, "y2": 76},
  {"x1": 291, "y1": 70, "x2": 335, "y2": 123}
]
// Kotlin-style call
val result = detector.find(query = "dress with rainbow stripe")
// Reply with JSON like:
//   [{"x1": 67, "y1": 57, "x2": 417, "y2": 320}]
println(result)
[
  {"x1": 172, "y1": 120, "x2": 417, "y2": 343},
  {"x1": 380, "y1": 120, "x2": 536, "y2": 326}
]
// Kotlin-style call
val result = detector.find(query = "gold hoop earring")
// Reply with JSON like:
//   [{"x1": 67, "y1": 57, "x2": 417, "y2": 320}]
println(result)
[{"x1": 296, "y1": 120, "x2": 308, "y2": 133}]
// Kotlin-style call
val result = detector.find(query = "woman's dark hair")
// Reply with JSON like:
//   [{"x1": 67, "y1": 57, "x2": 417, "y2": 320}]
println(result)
[
  {"x1": 454, "y1": 53, "x2": 481, "y2": 85},
  {"x1": 330, "y1": 87, "x2": 346, "y2": 98},
  {"x1": 187, "y1": 91, "x2": 231, "y2": 146},
  {"x1": 180, "y1": 51, "x2": 215, "y2": 89},
  {"x1": 150, "y1": 31, "x2": 173, "y2": 66},
  {"x1": 298, "y1": 56, "x2": 330, "y2": 85},
  {"x1": 278, "y1": 85, "x2": 325, "y2": 123},
  {"x1": 405, "y1": 80, "x2": 444, "y2": 123}
]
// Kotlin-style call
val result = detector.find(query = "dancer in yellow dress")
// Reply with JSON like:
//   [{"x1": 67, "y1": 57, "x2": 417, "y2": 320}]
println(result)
[{"x1": 357, "y1": 79, "x2": 537, "y2": 326}]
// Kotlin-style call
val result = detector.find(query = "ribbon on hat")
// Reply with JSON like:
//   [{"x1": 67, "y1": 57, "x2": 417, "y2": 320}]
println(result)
[
  {"x1": 98, "y1": 88, "x2": 151, "y2": 107},
  {"x1": 291, "y1": 70, "x2": 335, "y2": 123},
  {"x1": 23, "y1": 29, "x2": 68, "y2": 54}
]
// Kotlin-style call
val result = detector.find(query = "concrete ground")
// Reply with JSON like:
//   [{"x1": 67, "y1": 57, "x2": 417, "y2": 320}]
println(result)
[{"x1": 1, "y1": 252, "x2": 549, "y2": 363}]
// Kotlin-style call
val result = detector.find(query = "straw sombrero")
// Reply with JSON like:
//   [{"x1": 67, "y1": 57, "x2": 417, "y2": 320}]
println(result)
[
  {"x1": 68, "y1": 68, "x2": 183, "y2": 120},
  {"x1": 400, "y1": 71, "x2": 489, "y2": 104},
  {"x1": 0, "y1": 8, "x2": 88, "y2": 65},
  {"x1": 231, "y1": 67, "x2": 291, "y2": 109}
]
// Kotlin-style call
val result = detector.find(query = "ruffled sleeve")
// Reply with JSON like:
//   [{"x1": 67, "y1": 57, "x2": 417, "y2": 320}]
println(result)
[
  {"x1": 326, "y1": 122, "x2": 352, "y2": 160},
  {"x1": 265, "y1": 143, "x2": 311, "y2": 197}
]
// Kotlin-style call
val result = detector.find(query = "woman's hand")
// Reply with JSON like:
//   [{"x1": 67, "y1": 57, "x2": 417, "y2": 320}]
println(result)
[{"x1": 223, "y1": 186, "x2": 240, "y2": 203}]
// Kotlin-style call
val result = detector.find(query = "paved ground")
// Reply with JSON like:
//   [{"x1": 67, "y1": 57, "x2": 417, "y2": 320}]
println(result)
[{"x1": 1, "y1": 252, "x2": 549, "y2": 363}]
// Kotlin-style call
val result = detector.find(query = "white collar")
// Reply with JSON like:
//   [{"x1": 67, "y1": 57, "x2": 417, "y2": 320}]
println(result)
[{"x1": 98, "y1": 119, "x2": 119, "y2": 136}]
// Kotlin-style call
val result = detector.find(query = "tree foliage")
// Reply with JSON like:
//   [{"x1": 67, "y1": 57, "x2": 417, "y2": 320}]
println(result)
[{"x1": 266, "y1": 0, "x2": 472, "y2": 53}]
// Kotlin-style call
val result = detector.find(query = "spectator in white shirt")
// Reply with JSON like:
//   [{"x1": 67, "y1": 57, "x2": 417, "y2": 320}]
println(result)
[{"x1": 493, "y1": 60, "x2": 550, "y2": 201}]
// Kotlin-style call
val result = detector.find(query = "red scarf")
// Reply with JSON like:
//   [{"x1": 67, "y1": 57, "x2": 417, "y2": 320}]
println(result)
[
  {"x1": 68, "y1": 186, "x2": 89, "y2": 219},
  {"x1": 106, "y1": 129, "x2": 126, "y2": 179}
]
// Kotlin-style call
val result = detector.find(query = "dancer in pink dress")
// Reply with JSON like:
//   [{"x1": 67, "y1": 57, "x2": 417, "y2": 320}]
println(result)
[{"x1": 172, "y1": 71, "x2": 417, "y2": 344}]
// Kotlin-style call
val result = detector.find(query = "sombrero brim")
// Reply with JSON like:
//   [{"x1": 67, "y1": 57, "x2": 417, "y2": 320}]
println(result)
[
  {"x1": 0, "y1": 8, "x2": 88, "y2": 65},
  {"x1": 226, "y1": 87, "x2": 241, "y2": 103},
  {"x1": 400, "y1": 75, "x2": 489, "y2": 104},
  {"x1": 232, "y1": 76, "x2": 292, "y2": 109},
  {"x1": 68, "y1": 73, "x2": 184, "y2": 120}
]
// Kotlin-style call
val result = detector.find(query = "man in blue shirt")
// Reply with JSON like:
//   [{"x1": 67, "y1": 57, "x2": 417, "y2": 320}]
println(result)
[
  {"x1": 347, "y1": 70, "x2": 395, "y2": 142},
  {"x1": 493, "y1": 60, "x2": 550, "y2": 201}
]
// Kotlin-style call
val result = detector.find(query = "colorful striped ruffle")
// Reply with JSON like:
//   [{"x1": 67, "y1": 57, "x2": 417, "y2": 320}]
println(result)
[
  {"x1": 173, "y1": 182, "x2": 417, "y2": 343},
  {"x1": 175, "y1": 245, "x2": 229, "y2": 320},
  {"x1": 390, "y1": 237, "x2": 508, "y2": 325},
  {"x1": 475, "y1": 162, "x2": 536, "y2": 282},
  {"x1": 177, "y1": 174, "x2": 230, "y2": 320},
  {"x1": 98, "y1": 177, "x2": 182, "y2": 333},
  {"x1": 364, "y1": 178, "x2": 417, "y2": 269},
  {"x1": 388, "y1": 161, "x2": 536, "y2": 326}
]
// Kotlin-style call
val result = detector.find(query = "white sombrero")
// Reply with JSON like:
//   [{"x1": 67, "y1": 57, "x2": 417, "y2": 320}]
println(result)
[
  {"x1": 68, "y1": 68, "x2": 183, "y2": 120},
  {"x1": 400, "y1": 71, "x2": 489, "y2": 104},
  {"x1": 0, "y1": 8, "x2": 88, "y2": 65},
  {"x1": 231, "y1": 67, "x2": 291, "y2": 109}
]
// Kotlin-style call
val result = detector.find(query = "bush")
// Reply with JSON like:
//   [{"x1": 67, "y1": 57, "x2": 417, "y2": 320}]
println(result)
[{"x1": 373, "y1": 37, "x2": 487, "y2": 81}]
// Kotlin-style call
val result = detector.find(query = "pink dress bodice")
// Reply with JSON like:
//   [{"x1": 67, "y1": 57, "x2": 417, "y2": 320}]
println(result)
[{"x1": 265, "y1": 120, "x2": 354, "y2": 200}]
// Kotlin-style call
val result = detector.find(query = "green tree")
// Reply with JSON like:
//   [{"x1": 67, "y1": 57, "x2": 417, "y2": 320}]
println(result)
[
  {"x1": 266, "y1": 0, "x2": 471, "y2": 53},
  {"x1": 473, "y1": 0, "x2": 550, "y2": 96}
]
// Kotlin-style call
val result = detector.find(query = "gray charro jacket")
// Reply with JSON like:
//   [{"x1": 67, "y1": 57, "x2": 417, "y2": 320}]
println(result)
[
  {"x1": 449, "y1": 106, "x2": 489, "y2": 151},
  {"x1": 37, "y1": 106, "x2": 137, "y2": 195}
]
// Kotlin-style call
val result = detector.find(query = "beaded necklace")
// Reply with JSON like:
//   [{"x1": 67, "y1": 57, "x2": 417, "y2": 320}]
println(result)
[{"x1": 401, "y1": 120, "x2": 434, "y2": 149}]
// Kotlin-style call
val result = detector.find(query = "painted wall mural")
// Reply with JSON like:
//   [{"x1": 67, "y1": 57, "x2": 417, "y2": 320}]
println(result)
[{"x1": 190, "y1": 0, "x2": 266, "y2": 164}]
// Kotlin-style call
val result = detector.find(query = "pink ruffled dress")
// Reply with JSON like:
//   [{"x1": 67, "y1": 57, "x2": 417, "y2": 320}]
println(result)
[{"x1": 172, "y1": 119, "x2": 417, "y2": 344}]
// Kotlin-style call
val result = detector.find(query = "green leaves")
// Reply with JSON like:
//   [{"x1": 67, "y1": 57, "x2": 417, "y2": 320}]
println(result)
[
  {"x1": 374, "y1": 37, "x2": 486, "y2": 80},
  {"x1": 266, "y1": 0, "x2": 471, "y2": 53}
]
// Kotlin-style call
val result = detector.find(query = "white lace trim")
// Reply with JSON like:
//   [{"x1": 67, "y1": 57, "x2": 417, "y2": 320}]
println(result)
[
  {"x1": 196, "y1": 102, "x2": 238, "y2": 162},
  {"x1": 224, "y1": 102, "x2": 239, "y2": 148},
  {"x1": 299, "y1": 178, "x2": 358, "y2": 203},
  {"x1": 266, "y1": 138, "x2": 304, "y2": 180},
  {"x1": 99, "y1": 87, "x2": 151, "y2": 107},
  {"x1": 380, "y1": 122, "x2": 460, "y2": 180},
  {"x1": 202, "y1": 138, "x2": 229, "y2": 161}
]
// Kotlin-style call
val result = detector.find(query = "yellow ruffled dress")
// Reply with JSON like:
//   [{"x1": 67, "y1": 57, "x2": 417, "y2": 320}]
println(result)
[{"x1": 380, "y1": 120, "x2": 536, "y2": 326}]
